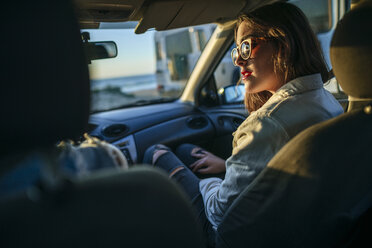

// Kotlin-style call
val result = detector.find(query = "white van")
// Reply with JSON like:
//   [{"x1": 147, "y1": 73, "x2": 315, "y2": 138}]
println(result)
[{"x1": 154, "y1": 24, "x2": 238, "y2": 93}]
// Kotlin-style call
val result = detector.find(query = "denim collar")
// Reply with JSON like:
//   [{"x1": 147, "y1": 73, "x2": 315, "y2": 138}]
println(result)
[{"x1": 275, "y1": 73, "x2": 324, "y2": 98}]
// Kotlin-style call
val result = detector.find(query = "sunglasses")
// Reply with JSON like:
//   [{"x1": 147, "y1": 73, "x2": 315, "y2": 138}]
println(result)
[{"x1": 231, "y1": 37, "x2": 267, "y2": 66}]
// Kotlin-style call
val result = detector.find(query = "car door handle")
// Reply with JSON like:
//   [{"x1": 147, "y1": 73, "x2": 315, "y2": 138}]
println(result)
[{"x1": 186, "y1": 116, "x2": 208, "y2": 129}]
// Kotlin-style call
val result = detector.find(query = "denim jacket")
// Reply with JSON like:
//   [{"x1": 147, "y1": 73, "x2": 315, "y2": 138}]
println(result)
[{"x1": 199, "y1": 74, "x2": 344, "y2": 230}]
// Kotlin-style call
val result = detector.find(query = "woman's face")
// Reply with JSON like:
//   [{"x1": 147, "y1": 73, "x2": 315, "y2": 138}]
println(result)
[{"x1": 235, "y1": 21, "x2": 283, "y2": 94}]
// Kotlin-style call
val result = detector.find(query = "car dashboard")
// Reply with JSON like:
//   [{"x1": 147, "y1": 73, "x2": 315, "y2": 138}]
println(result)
[{"x1": 88, "y1": 101, "x2": 247, "y2": 165}]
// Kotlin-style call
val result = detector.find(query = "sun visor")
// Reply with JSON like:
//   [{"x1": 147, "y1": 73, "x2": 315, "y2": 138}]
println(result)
[
  {"x1": 135, "y1": 0, "x2": 245, "y2": 34},
  {"x1": 75, "y1": 0, "x2": 145, "y2": 29}
]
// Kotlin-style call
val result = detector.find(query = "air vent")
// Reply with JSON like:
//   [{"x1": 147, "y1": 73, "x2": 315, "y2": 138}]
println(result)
[{"x1": 102, "y1": 124, "x2": 128, "y2": 137}]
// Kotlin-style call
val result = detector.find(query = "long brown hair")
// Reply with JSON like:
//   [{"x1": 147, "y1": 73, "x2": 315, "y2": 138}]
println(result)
[{"x1": 235, "y1": 2, "x2": 328, "y2": 112}]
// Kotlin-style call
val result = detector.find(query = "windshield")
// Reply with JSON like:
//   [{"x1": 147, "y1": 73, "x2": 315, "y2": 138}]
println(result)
[{"x1": 85, "y1": 23, "x2": 216, "y2": 112}]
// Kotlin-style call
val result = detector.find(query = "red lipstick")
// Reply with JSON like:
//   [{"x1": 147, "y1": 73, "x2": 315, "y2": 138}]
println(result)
[{"x1": 241, "y1": 71, "x2": 252, "y2": 80}]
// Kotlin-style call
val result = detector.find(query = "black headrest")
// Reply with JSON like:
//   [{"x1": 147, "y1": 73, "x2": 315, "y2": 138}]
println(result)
[
  {"x1": 330, "y1": 4, "x2": 372, "y2": 98},
  {"x1": 0, "y1": 0, "x2": 90, "y2": 155}
]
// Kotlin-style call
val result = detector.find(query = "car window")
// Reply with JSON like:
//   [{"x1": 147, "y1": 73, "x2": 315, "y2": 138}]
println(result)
[
  {"x1": 214, "y1": 44, "x2": 240, "y2": 91},
  {"x1": 85, "y1": 23, "x2": 216, "y2": 112},
  {"x1": 291, "y1": 0, "x2": 332, "y2": 33}
]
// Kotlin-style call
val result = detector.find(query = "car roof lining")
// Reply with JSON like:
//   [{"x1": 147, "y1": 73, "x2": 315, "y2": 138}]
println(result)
[
  {"x1": 134, "y1": 0, "x2": 246, "y2": 34},
  {"x1": 75, "y1": 0, "x2": 280, "y2": 31}
]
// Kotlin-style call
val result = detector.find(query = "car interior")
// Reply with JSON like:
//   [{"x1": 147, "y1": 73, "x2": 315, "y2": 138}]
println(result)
[
  {"x1": 81, "y1": 0, "x2": 349, "y2": 166},
  {"x1": 1, "y1": 0, "x2": 371, "y2": 247}
]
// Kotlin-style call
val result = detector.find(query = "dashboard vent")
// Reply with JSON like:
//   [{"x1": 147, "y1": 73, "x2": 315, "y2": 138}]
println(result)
[{"x1": 102, "y1": 124, "x2": 128, "y2": 137}]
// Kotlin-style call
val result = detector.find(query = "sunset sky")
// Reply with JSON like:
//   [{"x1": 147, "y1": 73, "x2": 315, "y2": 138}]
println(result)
[{"x1": 86, "y1": 29, "x2": 156, "y2": 80}]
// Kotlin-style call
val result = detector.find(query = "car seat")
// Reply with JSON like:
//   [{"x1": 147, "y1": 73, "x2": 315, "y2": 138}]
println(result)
[
  {"x1": 0, "y1": 0, "x2": 204, "y2": 247},
  {"x1": 216, "y1": 3, "x2": 372, "y2": 248}
]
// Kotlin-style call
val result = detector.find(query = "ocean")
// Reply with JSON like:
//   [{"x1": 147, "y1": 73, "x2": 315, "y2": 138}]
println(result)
[
  {"x1": 90, "y1": 73, "x2": 160, "y2": 112},
  {"x1": 91, "y1": 73, "x2": 157, "y2": 94}
]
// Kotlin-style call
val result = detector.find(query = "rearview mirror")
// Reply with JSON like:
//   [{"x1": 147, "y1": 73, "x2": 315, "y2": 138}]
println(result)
[
  {"x1": 218, "y1": 84, "x2": 245, "y2": 104},
  {"x1": 84, "y1": 41, "x2": 118, "y2": 63}
]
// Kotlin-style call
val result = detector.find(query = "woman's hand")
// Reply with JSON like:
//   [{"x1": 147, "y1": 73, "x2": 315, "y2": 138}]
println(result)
[{"x1": 189, "y1": 148, "x2": 226, "y2": 174}]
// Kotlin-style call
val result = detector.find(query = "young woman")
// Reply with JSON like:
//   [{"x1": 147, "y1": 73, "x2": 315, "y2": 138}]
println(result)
[{"x1": 143, "y1": 1, "x2": 343, "y2": 239}]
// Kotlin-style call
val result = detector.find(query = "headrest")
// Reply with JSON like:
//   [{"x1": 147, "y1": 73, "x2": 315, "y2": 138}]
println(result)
[
  {"x1": 330, "y1": 4, "x2": 372, "y2": 99},
  {"x1": 0, "y1": 0, "x2": 90, "y2": 155}
]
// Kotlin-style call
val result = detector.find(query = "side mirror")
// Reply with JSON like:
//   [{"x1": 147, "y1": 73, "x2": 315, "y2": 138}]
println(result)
[
  {"x1": 84, "y1": 41, "x2": 118, "y2": 63},
  {"x1": 218, "y1": 84, "x2": 245, "y2": 104}
]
